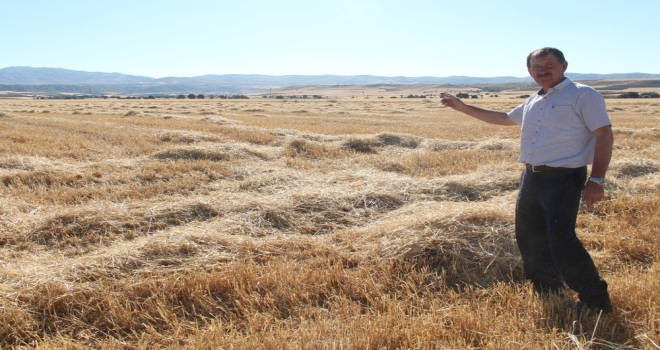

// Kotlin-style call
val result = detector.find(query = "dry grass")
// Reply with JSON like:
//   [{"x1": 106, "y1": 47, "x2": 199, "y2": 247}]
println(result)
[{"x1": 1, "y1": 97, "x2": 659, "y2": 349}]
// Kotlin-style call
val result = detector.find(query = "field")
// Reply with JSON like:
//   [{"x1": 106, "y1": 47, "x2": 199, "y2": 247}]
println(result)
[
  {"x1": 1, "y1": 97, "x2": 659, "y2": 349},
  {"x1": 257, "y1": 79, "x2": 660, "y2": 99},
  {"x1": 258, "y1": 84, "x2": 531, "y2": 99}
]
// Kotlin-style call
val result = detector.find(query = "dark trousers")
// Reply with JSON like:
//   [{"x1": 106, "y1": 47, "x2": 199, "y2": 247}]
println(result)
[{"x1": 515, "y1": 166, "x2": 610, "y2": 305}]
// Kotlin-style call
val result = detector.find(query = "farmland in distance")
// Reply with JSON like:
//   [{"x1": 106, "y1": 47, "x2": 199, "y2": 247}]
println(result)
[{"x1": 1, "y1": 97, "x2": 659, "y2": 349}]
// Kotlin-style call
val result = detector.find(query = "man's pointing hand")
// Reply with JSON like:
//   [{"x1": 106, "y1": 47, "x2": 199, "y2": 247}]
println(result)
[{"x1": 440, "y1": 93, "x2": 466, "y2": 112}]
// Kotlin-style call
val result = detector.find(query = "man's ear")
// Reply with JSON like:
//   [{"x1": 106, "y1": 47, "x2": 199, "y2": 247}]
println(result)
[{"x1": 562, "y1": 61, "x2": 568, "y2": 73}]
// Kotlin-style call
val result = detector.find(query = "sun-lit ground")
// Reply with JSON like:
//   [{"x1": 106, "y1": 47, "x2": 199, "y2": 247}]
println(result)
[
  {"x1": 256, "y1": 84, "x2": 535, "y2": 99},
  {"x1": 1, "y1": 97, "x2": 659, "y2": 349}
]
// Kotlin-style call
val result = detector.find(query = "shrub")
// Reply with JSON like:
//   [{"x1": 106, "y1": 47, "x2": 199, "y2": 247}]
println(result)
[
  {"x1": 618, "y1": 91, "x2": 640, "y2": 98},
  {"x1": 188, "y1": 94, "x2": 196, "y2": 99},
  {"x1": 343, "y1": 138, "x2": 378, "y2": 154},
  {"x1": 376, "y1": 133, "x2": 420, "y2": 148}
]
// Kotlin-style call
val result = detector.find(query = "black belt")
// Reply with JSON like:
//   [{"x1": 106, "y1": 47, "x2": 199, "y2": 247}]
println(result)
[{"x1": 525, "y1": 164, "x2": 571, "y2": 172}]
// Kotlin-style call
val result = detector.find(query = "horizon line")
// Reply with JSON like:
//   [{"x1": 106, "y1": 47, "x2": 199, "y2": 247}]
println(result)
[{"x1": 2, "y1": 66, "x2": 659, "y2": 80}]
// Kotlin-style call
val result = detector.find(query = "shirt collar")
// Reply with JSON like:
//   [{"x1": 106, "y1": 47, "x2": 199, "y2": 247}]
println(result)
[{"x1": 537, "y1": 77, "x2": 572, "y2": 96}]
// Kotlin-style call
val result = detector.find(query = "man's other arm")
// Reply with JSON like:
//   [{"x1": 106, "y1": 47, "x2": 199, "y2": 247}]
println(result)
[
  {"x1": 440, "y1": 94, "x2": 516, "y2": 126},
  {"x1": 582, "y1": 125, "x2": 614, "y2": 210}
]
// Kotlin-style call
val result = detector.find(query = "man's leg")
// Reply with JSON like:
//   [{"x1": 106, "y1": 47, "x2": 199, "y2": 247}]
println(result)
[
  {"x1": 539, "y1": 167, "x2": 611, "y2": 310},
  {"x1": 515, "y1": 169, "x2": 564, "y2": 294}
]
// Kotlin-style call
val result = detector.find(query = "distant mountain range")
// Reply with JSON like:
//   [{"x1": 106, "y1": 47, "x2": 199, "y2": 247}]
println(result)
[{"x1": 1, "y1": 66, "x2": 659, "y2": 95}]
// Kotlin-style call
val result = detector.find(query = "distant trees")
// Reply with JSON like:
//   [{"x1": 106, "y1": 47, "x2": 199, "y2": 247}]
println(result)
[
  {"x1": 618, "y1": 91, "x2": 660, "y2": 98},
  {"x1": 215, "y1": 94, "x2": 249, "y2": 99},
  {"x1": 170, "y1": 93, "x2": 251, "y2": 99},
  {"x1": 618, "y1": 91, "x2": 640, "y2": 98},
  {"x1": 456, "y1": 92, "x2": 470, "y2": 99},
  {"x1": 480, "y1": 87, "x2": 502, "y2": 93}
]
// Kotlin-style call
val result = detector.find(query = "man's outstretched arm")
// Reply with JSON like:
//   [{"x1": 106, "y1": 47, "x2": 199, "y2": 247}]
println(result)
[{"x1": 441, "y1": 94, "x2": 516, "y2": 126}]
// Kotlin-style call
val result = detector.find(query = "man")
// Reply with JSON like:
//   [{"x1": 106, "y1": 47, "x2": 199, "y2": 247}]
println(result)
[{"x1": 441, "y1": 47, "x2": 614, "y2": 314}]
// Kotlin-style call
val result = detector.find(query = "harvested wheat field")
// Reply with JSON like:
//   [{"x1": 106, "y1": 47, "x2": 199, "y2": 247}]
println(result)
[{"x1": 1, "y1": 97, "x2": 659, "y2": 349}]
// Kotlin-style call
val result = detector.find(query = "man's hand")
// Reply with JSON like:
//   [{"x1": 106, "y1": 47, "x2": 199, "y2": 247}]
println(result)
[
  {"x1": 440, "y1": 93, "x2": 466, "y2": 112},
  {"x1": 581, "y1": 181, "x2": 604, "y2": 211}
]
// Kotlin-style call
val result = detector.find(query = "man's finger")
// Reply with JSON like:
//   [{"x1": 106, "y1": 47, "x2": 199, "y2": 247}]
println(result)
[{"x1": 583, "y1": 195, "x2": 594, "y2": 211}]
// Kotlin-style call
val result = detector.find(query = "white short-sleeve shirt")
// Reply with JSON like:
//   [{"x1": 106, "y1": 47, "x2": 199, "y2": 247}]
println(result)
[{"x1": 507, "y1": 78, "x2": 612, "y2": 168}]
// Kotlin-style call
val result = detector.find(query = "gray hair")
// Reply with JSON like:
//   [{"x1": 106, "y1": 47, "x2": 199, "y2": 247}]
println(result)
[{"x1": 527, "y1": 47, "x2": 565, "y2": 68}]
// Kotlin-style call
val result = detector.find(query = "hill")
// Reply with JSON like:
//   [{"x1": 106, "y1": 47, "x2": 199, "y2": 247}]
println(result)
[
  {"x1": 0, "y1": 66, "x2": 154, "y2": 84},
  {"x1": 1, "y1": 66, "x2": 659, "y2": 96}
]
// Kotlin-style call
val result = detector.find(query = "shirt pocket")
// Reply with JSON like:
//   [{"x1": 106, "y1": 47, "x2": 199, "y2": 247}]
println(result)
[
  {"x1": 550, "y1": 104, "x2": 578, "y2": 124},
  {"x1": 551, "y1": 104, "x2": 574, "y2": 113},
  {"x1": 548, "y1": 104, "x2": 587, "y2": 134}
]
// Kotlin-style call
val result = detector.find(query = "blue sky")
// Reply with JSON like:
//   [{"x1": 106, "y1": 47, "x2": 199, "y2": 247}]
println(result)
[{"x1": 2, "y1": 0, "x2": 658, "y2": 78}]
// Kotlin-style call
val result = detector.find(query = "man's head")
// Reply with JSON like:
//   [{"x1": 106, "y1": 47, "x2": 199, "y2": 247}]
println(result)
[{"x1": 527, "y1": 47, "x2": 568, "y2": 91}]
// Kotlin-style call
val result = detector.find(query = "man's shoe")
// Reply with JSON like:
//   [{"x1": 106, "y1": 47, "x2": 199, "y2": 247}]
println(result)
[{"x1": 571, "y1": 300, "x2": 613, "y2": 316}]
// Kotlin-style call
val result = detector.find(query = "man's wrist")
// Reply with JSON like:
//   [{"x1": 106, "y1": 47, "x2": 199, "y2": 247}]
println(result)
[{"x1": 588, "y1": 177, "x2": 605, "y2": 185}]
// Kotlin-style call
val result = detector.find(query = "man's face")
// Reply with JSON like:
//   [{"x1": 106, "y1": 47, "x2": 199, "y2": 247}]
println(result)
[{"x1": 528, "y1": 53, "x2": 568, "y2": 91}]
